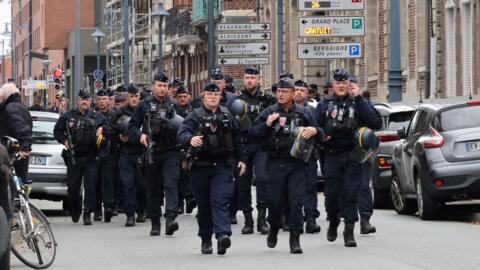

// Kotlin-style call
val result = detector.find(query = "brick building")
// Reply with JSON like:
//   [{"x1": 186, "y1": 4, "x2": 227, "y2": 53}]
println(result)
[
  {"x1": 11, "y1": 0, "x2": 96, "y2": 104},
  {"x1": 363, "y1": 0, "x2": 480, "y2": 102}
]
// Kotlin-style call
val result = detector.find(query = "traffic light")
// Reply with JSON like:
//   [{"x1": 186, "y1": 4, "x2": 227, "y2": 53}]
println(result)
[{"x1": 53, "y1": 69, "x2": 62, "y2": 91}]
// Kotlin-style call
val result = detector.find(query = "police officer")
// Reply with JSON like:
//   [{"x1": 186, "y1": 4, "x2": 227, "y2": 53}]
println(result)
[
  {"x1": 235, "y1": 65, "x2": 276, "y2": 235},
  {"x1": 354, "y1": 80, "x2": 377, "y2": 235},
  {"x1": 54, "y1": 89, "x2": 106, "y2": 225},
  {"x1": 224, "y1": 75, "x2": 237, "y2": 94},
  {"x1": 250, "y1": 77, "x2": 323, "y2": 254},
  {"x1": 293, "y1": 79, "x2": 321, "y2": 234},
  {"x1": 175, "y1": 86, "x2": 197, "y2": 214},
  {"x1": 115, "y1": 85, "x2": 146, "y2": 226},
  {"x1": 190, "y1": 68, "x2": 238, "y2": 109},
  {"x1": 315, "y1": 69, "x2": 382, "y2": 247},
  {"x1": 93, "y1": 89, "x2": 117, "y2": 222},
  {"x1": 128, "y1": 72, "x2": 182, "y2": 236},
  {"x1": 178, "y1": 82, "x2": 247, "y2": 255}
]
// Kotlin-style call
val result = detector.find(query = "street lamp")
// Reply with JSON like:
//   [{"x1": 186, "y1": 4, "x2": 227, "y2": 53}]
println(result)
[
  {"x1": 151, "y1": 2, "x2": 169, "y2": 73},
  {"x1": 91, "y1": 27, "x2": 106, "y2": 73},
  {"x1": 1, "y1": 23, "x2": 11, "y2": 36}
]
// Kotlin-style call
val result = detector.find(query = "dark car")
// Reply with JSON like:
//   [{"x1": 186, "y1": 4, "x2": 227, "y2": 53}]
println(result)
[
  {"x1": 391, "y1": 99, "x2": 480, "y2": 220},
  {"x1": 370, "y1": 103, "x2": 416, "y2": 208}
]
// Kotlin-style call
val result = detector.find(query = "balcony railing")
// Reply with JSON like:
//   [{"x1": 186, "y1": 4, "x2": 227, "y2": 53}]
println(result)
[{"x1": 192, "y1": 0, "x2": 221, "y2": 25}]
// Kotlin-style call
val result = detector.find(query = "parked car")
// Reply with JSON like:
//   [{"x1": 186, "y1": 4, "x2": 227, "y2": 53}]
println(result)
[
  {"x1": 28, "y1": 111, "x2": 68, "y2": 210},
  {"x1": 371, "y1": 103, "x2": 416, "y2": 208},
  {"x1": 391, "y1": 99, "x2": 480, "y2": 220}
]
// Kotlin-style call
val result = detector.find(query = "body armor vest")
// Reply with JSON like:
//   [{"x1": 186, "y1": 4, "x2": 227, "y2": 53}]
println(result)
[
  {"x1": 194, "y1": 106, "x2": 234, "y2": 161},
  {"x1": 146, "y1": 98, "x2": 177, "y2": 151},
  {"x1": 324, "y1": 99, "x2": 358, "y2": 138}
]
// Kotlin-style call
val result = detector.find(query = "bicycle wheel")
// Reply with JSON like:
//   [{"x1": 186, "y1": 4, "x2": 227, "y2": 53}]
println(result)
[{"x1": 11, "y1": 203, "x2": 56, "y2": 269}]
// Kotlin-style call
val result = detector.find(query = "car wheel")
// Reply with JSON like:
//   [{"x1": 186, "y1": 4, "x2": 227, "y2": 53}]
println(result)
[
  {"x1": 390, "y1": 171, "x2": 417, "y2": 215},
  {"x1": 416, "y1": 175, "x2": 441, "y2": 220}
]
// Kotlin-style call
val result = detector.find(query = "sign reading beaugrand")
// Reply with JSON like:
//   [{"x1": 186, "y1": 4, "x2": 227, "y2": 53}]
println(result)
[
  {"x1": 298, "y1": 0, "x2": 365, "y2": 11},
  {"x1": 299, "y1": 16, "x2": 365, "y2": 37},
  {"x1": 297, "y1": 43, "x2": 362, "y2": 59},
  {"x1": 217, "y1": 23, "x2": 271, "y2": 31},
  {"x1": 217, "y1": 43, "x2": 270, "y2": 55}
]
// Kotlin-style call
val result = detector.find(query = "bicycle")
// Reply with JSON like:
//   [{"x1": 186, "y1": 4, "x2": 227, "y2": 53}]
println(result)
[{"x1": 2, "y1": 136, "x2": 57, "y2": 269}]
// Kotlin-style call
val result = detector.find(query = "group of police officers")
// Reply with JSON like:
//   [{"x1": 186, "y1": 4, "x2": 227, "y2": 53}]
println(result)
[{"x1": 53, "y1": 65, "x2": 382, "y2": 255}]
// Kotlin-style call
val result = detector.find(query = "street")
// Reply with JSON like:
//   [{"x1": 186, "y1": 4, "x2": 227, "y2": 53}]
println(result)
[{"x1": 11, "y1": 195, "x2": 480, "y2": 270}]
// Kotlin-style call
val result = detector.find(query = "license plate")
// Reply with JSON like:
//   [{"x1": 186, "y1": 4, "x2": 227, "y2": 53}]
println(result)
[
  {"x1": 466, "y1": 141, "x2": 480, "y2": 152},
  {"x1": 29, "y1": 156, "x2": 46, "y2": 165}
]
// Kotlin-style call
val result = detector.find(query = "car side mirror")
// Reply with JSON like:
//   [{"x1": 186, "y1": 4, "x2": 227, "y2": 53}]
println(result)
[{"x1": 397, "y1": 128, "x2": 407, "y2": 139}]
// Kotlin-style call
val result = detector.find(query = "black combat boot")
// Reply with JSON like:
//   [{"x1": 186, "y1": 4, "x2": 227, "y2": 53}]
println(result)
[
  {"x1": 241, "y1": 212, "x2": 254, "y2": 234},
  {"x1": 176, "y1": 202, "x2": 185, "y2": 215},
  {"x1": 267, "y1": 227, "x2": 279, "y2": 248},
  {"x1": 201, "y1": 239, "x2": 213, "y2": 254},
  {"x1": 83, "y1": 212, "x2": 92, "y2": 226},
  {"x1": 104, "y1": 209, "x2": 114, "y2": 223},
  {"x1": 185, "y1": 199, "x2": 197, "y2": 214},
  {"x1": 257, "y1": 208, "x2": 270, "y2": 235},
  {"x1": 165, "y1": 218, "x2": 179, "y2": 236},
  {"x1": 305, "y1": 217, "x2": 321, "y2": 234},
  {"x1": 289, "y1": 232, "x2": 303, "y2": 254},
  {"x1": 229, "y1": 213, "x2": 238, "y2": 225},
  {"x1": 217, "y1": 235, "x2": 231, "y2": 255},
  {"x1": 125, "y1": 214, "x2": 135, "y2": 227},
  {"x1": 360, "y1": 219, "x2": 376, "y2": 234},
  {"x1": 150, "y1": 218, "x2": 161, "y2": 236},
  {"x1": 281, "y1": 214, "x2": 290, "y2": 231},
  {"x1": 327, "y1": 218, "x2": 340, "y2": 242},
  {"x1": 93, "y1": 210, "x2": 102, "y2": 221},
  {"x1": 343, "y1": 223, "x2": 357, "y2": 247},
  {"x1": 71, "y1": 211, "x2": 81, "y2": 223},
  {"x1": 136, "y1": 211, "x2": 146, "y2": 223}
]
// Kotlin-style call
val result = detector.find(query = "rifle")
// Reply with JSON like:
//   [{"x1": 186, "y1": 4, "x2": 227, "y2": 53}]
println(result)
[
  {"x1": 145, "y1": 113, "x2": 154, "y2": 165},
  {"x1": 65, "y1": 120, "x2": 76, "y2": 165}
]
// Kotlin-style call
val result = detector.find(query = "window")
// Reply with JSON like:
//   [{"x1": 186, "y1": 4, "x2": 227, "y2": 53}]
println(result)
[
  {"x1": 437, "y1": 106, "x2": 480, "y2": 131},
  {"x1": 407, "y1": 110, "x2": 427, "y2": 136},
  {"x1": 445, "y1": 0, "x2": 456, "y2": 97}
]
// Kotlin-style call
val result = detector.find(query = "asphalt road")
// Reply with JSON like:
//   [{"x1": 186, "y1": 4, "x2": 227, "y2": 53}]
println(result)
[{"x1": 10, "y1": 196, "x2": 480, "y2": 270}]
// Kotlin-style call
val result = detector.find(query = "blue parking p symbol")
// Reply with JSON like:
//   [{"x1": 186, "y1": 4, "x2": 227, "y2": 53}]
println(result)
[{"x1": 349, "y1": 45, "x2": 360, "y2": 56}]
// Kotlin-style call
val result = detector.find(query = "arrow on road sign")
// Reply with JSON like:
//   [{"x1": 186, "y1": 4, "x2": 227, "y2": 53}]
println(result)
[
  {"x1": 260, "y1": 46, "x2": 267, "y2": 51},
  {"x1": 301, "y1": 19, "x2": 308, "y2": 25},
  {"x1": 261, "y1": 24, "x2": 269, "y2": 30},
  {"x1": 303, "y1": 49, "x2": 309, "y2": 54}
]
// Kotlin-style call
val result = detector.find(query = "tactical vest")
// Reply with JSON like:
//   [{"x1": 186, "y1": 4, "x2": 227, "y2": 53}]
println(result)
[
  {"x1": 69, "y1": 112, "x2": 97, "y2": 147},
  {"x1": 145, "y1": 97, "x2": 177, "y2": 151},
  {"x1": 194, "y1": 106, "x2": 234, "y2": 161},
  {"x1": 264, "y1": 104, "x2": 309, "y2": 157},
  {"x1": 324, "y1": 97, "x2": 358, "y2": 138},
  {"x1": 240, "y1": 89, "x2": 276, "y2": 122}
]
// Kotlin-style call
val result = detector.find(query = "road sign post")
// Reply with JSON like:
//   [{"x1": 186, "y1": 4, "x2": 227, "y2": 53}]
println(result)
[
  {"x1": 299, "y1": 16, "x2": 365, "y2": 37},
  {"x1": 297, "y1": 43, "x2": 363, "y2": 59}
]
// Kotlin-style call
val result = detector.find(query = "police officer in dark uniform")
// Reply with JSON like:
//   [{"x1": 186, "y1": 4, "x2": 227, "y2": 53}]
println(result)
[
  {"x1": 234, "y1": 66, "x2": 276, "y2": 235},
  {"x1": 128, "y1": 72, "x2": 182, "y2": 236},
  {"x1": 224, "y1": 75, "x2": 237, "y2": 94},
  {"x1": 53, "y1": 89, "x2": 106, "y2": 225},
  {"x1": 115, "y1": 85, "x2": 146, "y2": 226},
  {"x1": 93, "y1": 88, "x2": 117, "y2": 222},
  {"x1": 175, "y1": 86, "x2": 197, "y2": 214},
  {"x1": 190, "y1": 68, "x2": 238, "y2": 109},
  {"x1": 293, "y1": 79, "x2": 321, "y2": 234},
  {"x1": 315, "y1": 69, "x2": 382, "y2": 247},
  {"x1": 178, "y1": 82, "x2": 247, "y2": 255},
  {"x1": 250, "y1": 77, "x2": 323, "y2": 254}
]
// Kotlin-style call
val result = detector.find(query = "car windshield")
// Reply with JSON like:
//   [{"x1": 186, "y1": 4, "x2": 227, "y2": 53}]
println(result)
[
  {"x1": 32, "y1": 120, "x2": 56, "y2": 141},
  {"x1": 437, "y1": 105, "x2": 480, "y2": 131},
  {"x1": 388, "y1": 111, "x2": 414, "y2": 131}
]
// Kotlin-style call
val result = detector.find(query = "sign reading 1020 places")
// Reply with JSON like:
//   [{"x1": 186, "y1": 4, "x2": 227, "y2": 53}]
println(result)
[{"x1": 298, "y1": 0, "x2": 365, "y2": 11}]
